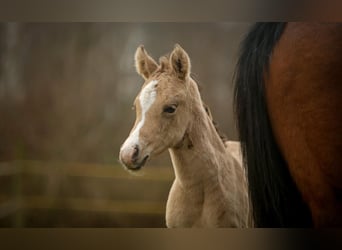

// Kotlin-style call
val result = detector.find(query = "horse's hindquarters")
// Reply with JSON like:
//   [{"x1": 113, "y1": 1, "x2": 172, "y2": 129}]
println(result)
[{"x1": 266, "y1": 23, "x2": 342, "y2": 227}]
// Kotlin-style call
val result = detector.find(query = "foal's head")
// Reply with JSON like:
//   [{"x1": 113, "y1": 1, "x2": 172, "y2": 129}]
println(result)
[{"x1": 119, "y1": 44, "x2": 201, "y2": 171}]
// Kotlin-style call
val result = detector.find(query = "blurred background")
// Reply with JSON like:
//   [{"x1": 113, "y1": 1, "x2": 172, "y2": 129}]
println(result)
[{"x1": 0, "y1": 22, "x2": 251, "y2": 227}]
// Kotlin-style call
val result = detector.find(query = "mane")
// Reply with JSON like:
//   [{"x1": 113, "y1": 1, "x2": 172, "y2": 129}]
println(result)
[
  {"x1": 202, "y1": 101, "x2": 228, "y2": 144},
  {"x1": 156, "y1": 55, "x2": 228, "y2": 144}
]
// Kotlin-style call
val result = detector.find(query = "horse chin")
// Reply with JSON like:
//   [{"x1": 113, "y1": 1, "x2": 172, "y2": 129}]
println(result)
[{"x1": 127, "y1": 155, "x2": 149, "y2": 171}]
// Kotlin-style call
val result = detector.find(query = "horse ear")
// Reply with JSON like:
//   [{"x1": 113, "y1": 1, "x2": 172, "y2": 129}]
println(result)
[
  {"x1": 170, "y1": 44, "x2": 191, "y2": 80},
  {"x1": 134, "y1": 45, "x2": 158, "y2": 80}
]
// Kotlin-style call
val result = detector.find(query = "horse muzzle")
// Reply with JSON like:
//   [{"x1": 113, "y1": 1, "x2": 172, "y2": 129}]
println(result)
[{"x1": 119, "y1": 144, "x2": 149, "y2": 171}]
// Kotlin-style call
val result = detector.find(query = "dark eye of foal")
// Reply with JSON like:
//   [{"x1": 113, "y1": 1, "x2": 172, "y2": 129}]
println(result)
[{"x1": 163, "y1": 105, "x2": 177, "y2": 114}]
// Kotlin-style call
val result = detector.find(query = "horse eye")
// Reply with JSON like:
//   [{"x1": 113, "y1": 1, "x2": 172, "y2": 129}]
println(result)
[{"x1": 163, "y1": 105, "x2": 177, "y2": 114}]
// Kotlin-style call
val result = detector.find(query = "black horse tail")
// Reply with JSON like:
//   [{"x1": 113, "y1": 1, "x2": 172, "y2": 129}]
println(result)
[{"x1": 234, "y1": 23, "x2": 313, "y2": 227}]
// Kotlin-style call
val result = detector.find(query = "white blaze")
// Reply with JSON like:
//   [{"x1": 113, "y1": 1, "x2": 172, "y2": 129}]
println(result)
[{"x1": 121, "y1": 80, "x2": 158, "y2": 150}]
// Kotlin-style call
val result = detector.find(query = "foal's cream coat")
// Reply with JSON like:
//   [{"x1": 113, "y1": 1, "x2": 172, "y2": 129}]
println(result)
[{"x1": 119, "y1": 45, "x2": 252, "y2": 227}]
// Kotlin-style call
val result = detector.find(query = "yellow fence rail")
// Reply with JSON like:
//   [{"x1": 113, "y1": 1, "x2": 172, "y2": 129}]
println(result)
[{"x1": 0, "y1": 160, "x2": 174, "y2": 227}]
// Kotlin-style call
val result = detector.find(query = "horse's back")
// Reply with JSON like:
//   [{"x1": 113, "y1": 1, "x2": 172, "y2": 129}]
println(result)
[{"x1": 224, "y1": 141, "x2": 242, "y2": 166}]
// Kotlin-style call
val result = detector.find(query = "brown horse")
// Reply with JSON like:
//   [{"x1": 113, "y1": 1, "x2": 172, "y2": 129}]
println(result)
[
  {"x1": 119, "y1": 45, "x2": 252, "y2": 227},
  {"x1": 234, "y1": 22, "x2": 342, "y2": 227}
]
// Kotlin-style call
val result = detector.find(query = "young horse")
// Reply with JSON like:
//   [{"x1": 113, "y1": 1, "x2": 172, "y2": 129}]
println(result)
[
  {"x1": 119, "y1": 44, "x2": 251, "y2": 227},
  {"x1": 234, "y1": 23, "x2": 342, "y2": 227}
]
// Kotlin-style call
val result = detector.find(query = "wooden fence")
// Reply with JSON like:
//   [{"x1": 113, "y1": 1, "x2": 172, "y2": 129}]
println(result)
[{"x1": 0, "y1": 160, "x2": 174, "y2": 227}]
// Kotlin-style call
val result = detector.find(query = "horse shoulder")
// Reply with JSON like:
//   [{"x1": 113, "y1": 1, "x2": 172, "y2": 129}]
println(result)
[
  {"x1": 165, "y1": 179, "x2": 203, "y2": 228},
  {"x1": 221, "y1": 141, "x2": 251, "y2": 227}
]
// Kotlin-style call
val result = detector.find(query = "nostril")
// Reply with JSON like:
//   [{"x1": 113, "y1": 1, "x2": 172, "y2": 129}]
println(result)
[{"x1": 132, "y1": 145, "x2": 139, "y2": 162}]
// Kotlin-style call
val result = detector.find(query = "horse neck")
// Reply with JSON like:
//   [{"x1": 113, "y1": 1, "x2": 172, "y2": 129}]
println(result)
[{"x1": 168, "y1": 90, "x2": 228, "y2": 188}]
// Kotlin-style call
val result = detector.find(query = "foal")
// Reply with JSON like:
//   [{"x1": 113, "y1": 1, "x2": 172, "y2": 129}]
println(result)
[{"x1": 119, "y1": 45, "x2": 251, "y2": 227}]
